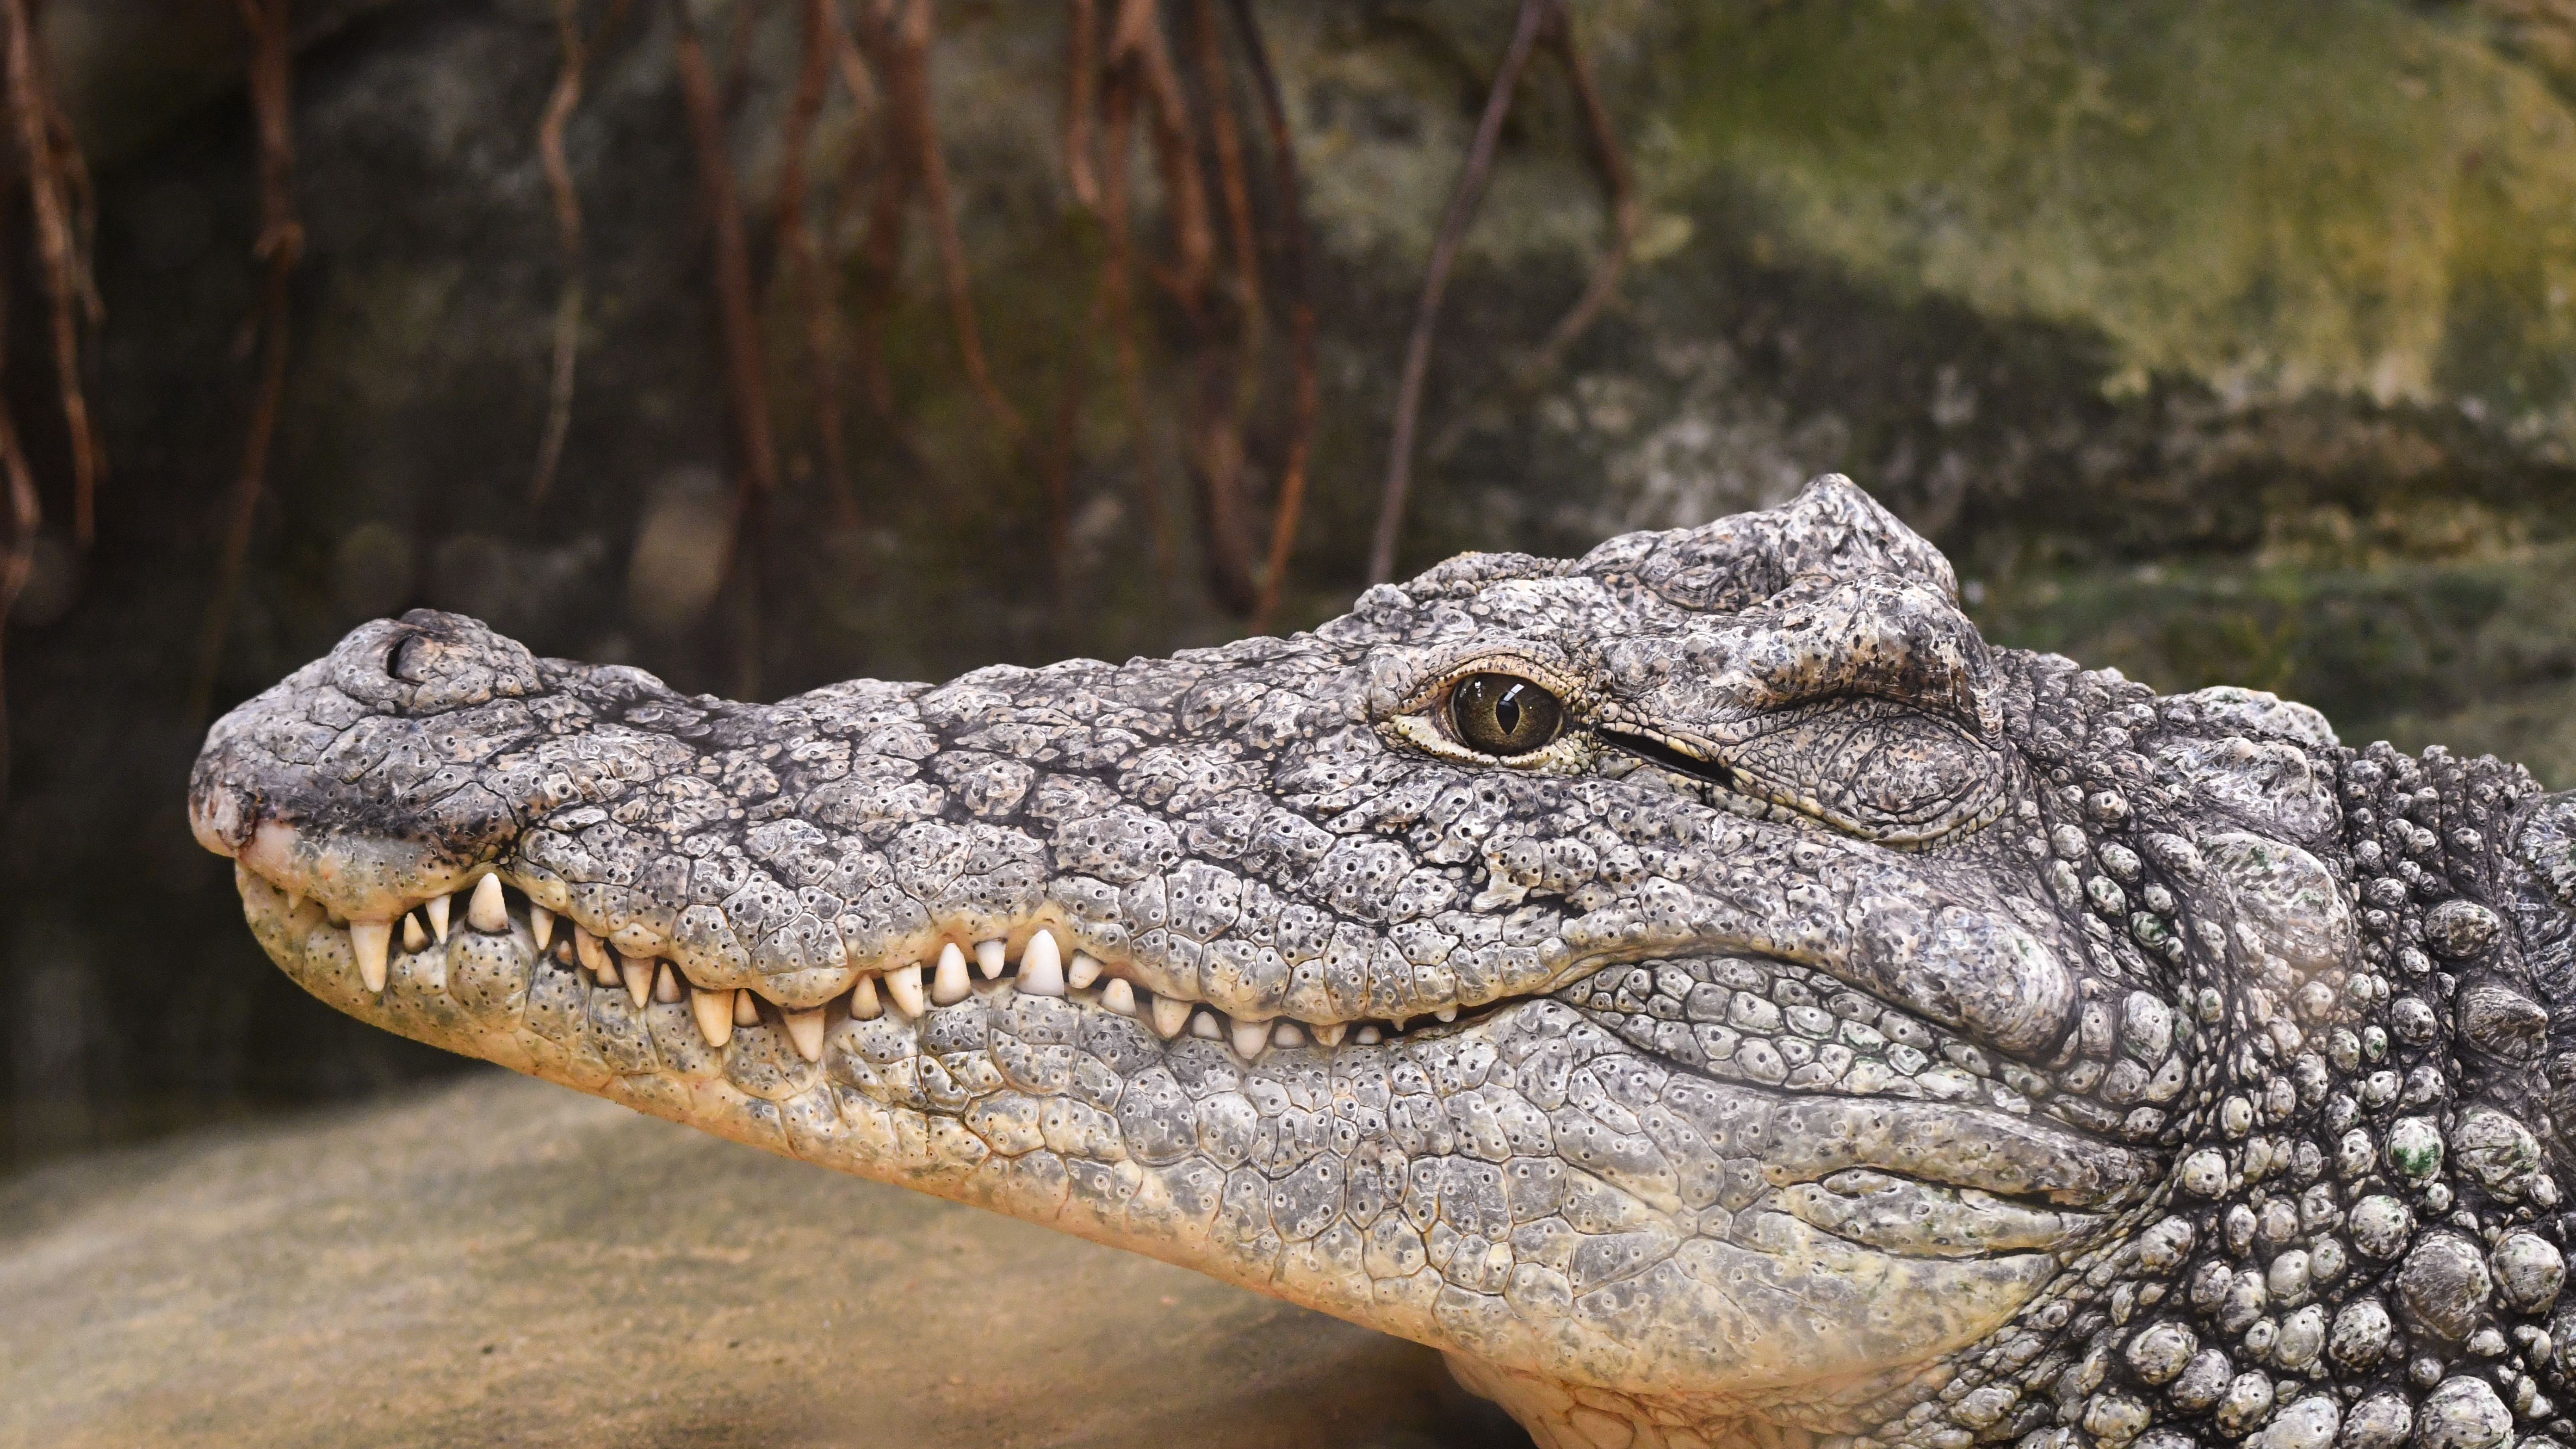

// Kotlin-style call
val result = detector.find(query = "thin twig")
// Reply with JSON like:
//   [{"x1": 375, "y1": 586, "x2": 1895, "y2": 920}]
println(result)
[
  {"x1": 671, "y1": 0, "x2": 779, "y2": 501},
  {"x1": 0, "y1": 400, "x2": 33, "y2": 801},
  {"x1": 0, "y1": 326, "x2": 31, "y2": 804},
  {"x1": 1180, "y1": 0, "x2": 1259, "y2": 612},
  {"x1": 776, "y1": 0, "x2": 857, "y2": 523},
  {"x1": 887, "y1": 0, "x2": 1025, "y2": 437},
  {"x1": 844, "y1": 1, "x2": 918, "y2": 438},
  {"x1": 1228, "y1": 0, "x2": 1313, "y2": 634},
  {"x1": 1421, "y1": 6, "x2": 1638, "y2": 470},
  {"x1": 191, "y1": 0, "x2": 301, "y2": 725},
  {"x1": 1110, "y1": 0, "x2": 1213, "y2": 305},
  {"x1": 1098, "y1": 73, "x2": 1174, "y2": 588},
  {"x1": 1365, "y1": 0, "x2": 1553, "y2": 587},
  {"x1": 1523, "y1": 8, "x2": 1635, "y2": 380},
  {"x1": 1189, "y1": 0, "x2": 1259, "y2": 344},
  {"x1": 1062, "y1": 0, "x2": 1101, "y2": 211},
  {"x1": 529, "y1": 0, "x2": 593, "y2": 502},
  {"x1": 2, "y1": 0, "x2": 97, "y2": 543}
]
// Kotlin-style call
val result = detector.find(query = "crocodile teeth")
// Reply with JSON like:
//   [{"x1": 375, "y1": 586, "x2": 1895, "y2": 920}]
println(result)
[
  {"x1": 849, "y1": 974, "x2": 882, "y2": 1020},
  {"x1": 1100, "y1": 979, "x2": 1137, "y2": 1016},
  {"x1": 653, "y1": 962, "x2": 683, "y2": 1004},
  {"x1": 1067, "y1": 951, "x2": 1104, "y2": 990},
  {"x1": 619, "y1": 955, "x2": 652, "y2": 1008},
  {"x1": 466, "y1": 873, "x2": 508, "y2": 934},
  {"x1": 426, "y1": 893, "x2": 452, "y2": 943},
  {"x1": 574, "y1": 925, "x2": 609, "y2": 977},
  {"x1": 885, "y1": 962, "x2": 927, "y2": 1016},
  {"x1": 931, "y1": 943, "x2": 971, "y2": 1006},
  {"x1": 1354, "y1": 1025, "x2": 1382, "y2": 1045},
  {"x1": 529, "y1": 904, "x2": 555, "y2": 953},
  {"x1": 1272, "y1": 1021, "x2": 1306, "y2": 1048},
  {"x1": 402, "y1": 913, "x2": 428, "y2": 954},
  {"x1": 1018, "y1": 931, "x2": 1065, "y2": 997},
  {"x1": 1189, "y1": 1009, "x2": 1223, "y2": 1042},
  {"x1": 1229, "y1": 1016, "x2": 1269, "y2": 1059},
  {"x1": 1435, "y1": 1005, "x2": 1456, "y2": 1023},
  {"x1": 733, "y1": 989, "x2": 760, "y2": 1027},
  {"x1": 1313, "y1": 1022, "x2": 1347, "y2": 1047},
  {"x1": 351, "y1": 920, "x2": 392, "y2": 992},
  {"x1": 1148, "y1": 994, "x2": 1191, "y2": 1039},
  {"x1": 693, "y1": 988, "x2": 735, "y2": 1048},
  {"x1": 783, "y1": 1007, "x2": 825, "y2": 1062},
  {"x1": 972, "y1": 938, "x2": 1007, "y2": 980}
]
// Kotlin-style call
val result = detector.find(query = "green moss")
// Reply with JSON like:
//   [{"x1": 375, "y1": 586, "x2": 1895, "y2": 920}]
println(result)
[{"x1": 1658, "y1": 0, "x2": 2576, "y2": 433}]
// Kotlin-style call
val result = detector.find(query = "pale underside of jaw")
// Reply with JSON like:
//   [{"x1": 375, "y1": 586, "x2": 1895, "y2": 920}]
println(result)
[
  {"x1": 232, "y1": 858, "x2": 2136, "y2": 1417},
  {"x1": 284, "y1": 868, "x2": 1443, "y2": 1069},
  {"x1": 244, "y1": 861, "x2": 2144, "y2": 1237}
]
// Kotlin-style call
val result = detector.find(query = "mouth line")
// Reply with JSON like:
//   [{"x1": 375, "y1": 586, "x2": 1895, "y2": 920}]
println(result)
[
  {"x1": 236, "y1": 863, "x2": 2151, "y2": 1233},
  {"x1": 239, "y1": 861, "x2": 1499, "y2": 1067}
]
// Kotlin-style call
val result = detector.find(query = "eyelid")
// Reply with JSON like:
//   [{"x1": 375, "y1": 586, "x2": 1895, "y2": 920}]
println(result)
[{"x1": 1396, "y1": 653, "x2": 1586, "y2": 718}]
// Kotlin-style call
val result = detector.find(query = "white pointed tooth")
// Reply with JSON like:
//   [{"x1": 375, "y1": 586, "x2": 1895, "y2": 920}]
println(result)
[
  {"x1": 886, "y1": 962, "x2": 927, "y2": 1016},
  {"x1": 426, "y1": 893, "x2": 452, "y2": 943},
  {"x1": 1435, "y1": 1004, "x2": 1457, "y2": 1023},
  {"x1": 350, "y1": 920, "x2": 392, "y2": 992},
  {"x1": 285, "y1": 889, "x2": 305, "y2": 915},
  {"x1": 1314, "y1": 1022, "x2": 1347, "y2": 1047},
  {"x1": 692, "y1": 988, "x2": 735, "y2": 1048},
  {"x1": 402, "y1": 913, "x2": 428, "y2": 954},
  {"x1": 1018, "y1": 931, "x2": 1065, "y2": 997},
  {"x1": 530, "y1": 904, "x2": 556, "y2": 953},
  {"x1": 783, "y1": 1007, "x2": 826, "y2": 1062},
  {"x1": 931, "y1": 943, "x2": 972, "y2": 1005},
  {"x1": 1272, "y1": 1021, "x2": 1306, "y2": 1048},
  {"x1": 467, "y1": 873, "x2": 509, "y2": 933},
  {"x1": 1189, "y1": 1010, "x2": 1223, "y2": 1042},
  {"x1": 553, "y1": 939, "x2": 574, "y2": 965},
  {"x1": 973, "y1": 938, "x2": 1007, "y2": 979},
  {"x1": 1067, "y1": 951, "x2": 1104, "y2": 990},
  {"x1": 619, "y1": 955, "x2": 652, "y2": 1007},
  {"x1": 574, "y1": 925, "x2": 609, "y2": 976},
  {"x1": 1149, "y1": 994, "x2": 1191, "y2": 1039},
  {"x1": 849, "y1": 974, "x2": 882, "y2": 1020},
  {"x1": 733, "y1": 989, "x2": 760, "y2": 1027},
  {"x1": 1100, "y1": 978, "x2": 1138, "y2": 1016},
  {"x1": 1354, "y1": 1025, "x2": 1382, "y2": 1045},
  {"x1": 1230, "y1": 1016, "x2": 1269, "y2": 1059},
  {"x1": 654, "y1": 962, "x2": 683, "y2": 1004}
]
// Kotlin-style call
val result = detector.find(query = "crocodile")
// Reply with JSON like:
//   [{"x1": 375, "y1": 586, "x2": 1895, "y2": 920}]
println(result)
[{"x1": 187, "y1": 477, "x2": 2576, "y2": 1449}]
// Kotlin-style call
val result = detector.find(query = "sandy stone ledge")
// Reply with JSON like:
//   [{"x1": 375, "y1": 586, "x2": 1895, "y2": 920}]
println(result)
[{"x1": 0, "y1": 1070, "x2": 1516, "y2": 1448}]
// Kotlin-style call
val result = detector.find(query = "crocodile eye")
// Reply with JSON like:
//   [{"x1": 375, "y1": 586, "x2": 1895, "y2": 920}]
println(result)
[{"x1": 1448, "y1": 673, "x2": 1565, "y2": 756}]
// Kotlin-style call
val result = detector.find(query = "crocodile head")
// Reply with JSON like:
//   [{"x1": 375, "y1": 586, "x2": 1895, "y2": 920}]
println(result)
[{"x1": 190, "y1": 477, "x2": 2576, "y2": 1449}]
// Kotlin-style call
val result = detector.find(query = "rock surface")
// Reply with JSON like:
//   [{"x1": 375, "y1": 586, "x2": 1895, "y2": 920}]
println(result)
[{"x1": 0, "y1": 1071, "x2": 1521, "y2": 1448}]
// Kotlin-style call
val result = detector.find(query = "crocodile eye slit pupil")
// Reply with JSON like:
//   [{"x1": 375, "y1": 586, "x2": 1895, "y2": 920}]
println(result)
[{"x1": 1448, "y1": 673, "x2": 1564, "y2": 756}]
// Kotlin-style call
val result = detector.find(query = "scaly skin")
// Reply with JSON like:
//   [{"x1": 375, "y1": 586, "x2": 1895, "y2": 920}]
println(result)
[{"x1": 189, "y1": 478, "x2": 2576, "y2": 1449}]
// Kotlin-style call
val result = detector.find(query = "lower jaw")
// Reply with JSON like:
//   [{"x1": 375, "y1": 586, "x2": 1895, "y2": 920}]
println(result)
[{"x1": 236, "y1": 866, "x2": 2085, "y2": 1414}]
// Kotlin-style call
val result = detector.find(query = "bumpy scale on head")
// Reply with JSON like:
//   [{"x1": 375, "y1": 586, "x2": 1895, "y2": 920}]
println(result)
[{"x1": 189, "y1": 477, "x2": 2576, "y2": 1449}]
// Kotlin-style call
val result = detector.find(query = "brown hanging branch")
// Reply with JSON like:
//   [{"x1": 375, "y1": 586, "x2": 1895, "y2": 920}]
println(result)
[
  {"x1": 529, "y1": 0, "x2": 635, "y2": 502},
  {"x1": 0, "y1": 0, "x2": 88, "y2": 798},
  {"x1": 1422, "y1": 7, "x2": 1637, "y2": 472},
  {"x1": 671, "y1": 0, "x2": 779, "y2": 509},
  {"x1": 771, "y1": 0, "x2": 858, "y2": 524},
  {"x1": 3, "y1": 0, "x2": 97, "y2": 546},
  {"x1": 1366, "y1": 0, "x2": 1554, "y2": 588},
  {"x1": 1226, "y1": 0, "x2": 1315, "y2": 636},
  {"x1": 189, "y1": 0, "x2": 301, "y2": 727}
]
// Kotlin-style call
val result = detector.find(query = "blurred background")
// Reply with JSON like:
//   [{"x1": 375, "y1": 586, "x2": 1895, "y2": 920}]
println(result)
[{"x1": 4, "y1": 0, "x2": 2576, "y2": 1172}]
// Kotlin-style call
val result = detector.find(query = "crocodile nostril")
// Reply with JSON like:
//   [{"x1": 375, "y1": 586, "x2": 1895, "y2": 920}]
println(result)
[{"x1": 387, "y1": 631, "x2": 429, "y2": 682}]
